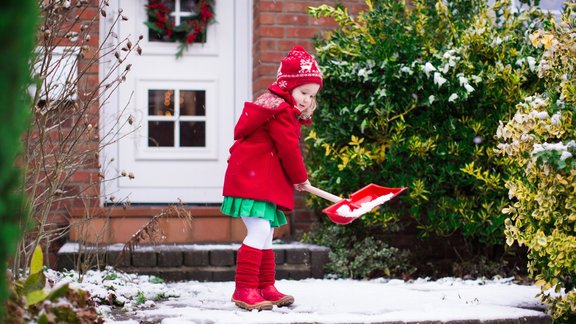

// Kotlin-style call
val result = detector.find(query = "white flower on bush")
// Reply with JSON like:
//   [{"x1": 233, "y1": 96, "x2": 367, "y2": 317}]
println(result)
[
  {"x1": 423, "y1": 62, "x2": 436, "y2": 77},
  {"x1": 399, "y1": 66, "x2": 413, "y2": 75},
  {"x1": 532, "y1": 110, "x2": 549, "y2": 120},
  {"x1": 532, "y1": 142, "x2": 573, "y2": 161},
  {"x1": 470, "y1": 75, "x2": 482, "y2": 83},
  {"x1": 441, "y1": 63, "x2": 450, "y2": 74},
  {"x1": 434, "y1": 72, "x2": 447, "y2": 87},
  {"x1": 428, "y1": 95, "x2": 435, "y2": 104},
  {"x1": 358, "y1": 67, "x2": 371, "y2": 81},
  {"x1": 448, "y1": 93, "x2": 458, "y2": 102},
  {"x1": 458, "y1": 75, "x2": 468, "y2": 86},
  {"x1": 464, "y1": 83, "x2": 475, "y2": 93},
  {"x1": 526, "y1": 56, "x2": 536, "y2": 72},
  {"x1": 551, "y1": 112, "x2": 561, "y2": 126}
]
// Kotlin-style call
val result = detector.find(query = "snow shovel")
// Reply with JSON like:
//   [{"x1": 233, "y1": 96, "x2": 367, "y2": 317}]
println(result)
[{"x1": 304, "y1": 184, "x2": 407, "y2": 225}]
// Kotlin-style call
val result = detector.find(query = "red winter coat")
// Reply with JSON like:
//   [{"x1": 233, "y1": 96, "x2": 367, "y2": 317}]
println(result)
[{"x1": 222, "y1": 85, "x2": 309, "y2": 211}]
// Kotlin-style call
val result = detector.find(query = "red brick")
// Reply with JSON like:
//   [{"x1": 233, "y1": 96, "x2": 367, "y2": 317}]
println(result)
[
  {"x1": 286, "y1": 27, "x2": 319, "y2": 38},
  {"x1": 256, "y1": 26, "x2": 285, "y2": 38},
  {"x1": 255, "y1": 39, "x2": 277, "y2": 51},
  {"x1": 259, "y1": 12, "x2": 276, "y2": 25},
  {"x1": 259, "y1": 1, "x2": 283, "y2": 12},
  {"x1": 284, "y1": 2, "x2": 313, "y2": 13},
  {"x1": 278, "y1": 40, "x2": 313, "y2": 52},
  {"x1": 70, "y1": 170, "x2": 99, "y2": 183},
  {"x1": 259, "y1": 51, "x2": 284, "y2": 63},
  {"x1": 276, "y1": 14, "x2": 309, "y2": 25},
  {"x1": 79, "y1": 7, "x2": 99, "y2": 20},
  {"x1": 255, "y1": 64, "x2": 277, "y2": 78},
  {"x1": 311, "y1": 16, "x2": 339, "y2": 27}
]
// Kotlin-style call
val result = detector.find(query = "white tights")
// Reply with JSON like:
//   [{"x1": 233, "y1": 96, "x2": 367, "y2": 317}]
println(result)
[{"x1": 241, "y1": 217, "x2": 274, "y2": 250}]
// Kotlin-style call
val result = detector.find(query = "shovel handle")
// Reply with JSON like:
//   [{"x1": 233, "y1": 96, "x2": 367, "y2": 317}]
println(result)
[{"x1": 304, "y1": 185, "x2": 343, "y2": 204}]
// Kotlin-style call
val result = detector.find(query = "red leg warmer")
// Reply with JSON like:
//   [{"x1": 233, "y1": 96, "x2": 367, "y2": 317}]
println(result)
[
  {"x1": 258, "y1": 249, "x2": 294, "y2": 307},
  {"x1": 231, "y1": 244, "x2": 273, "y2": 310}
]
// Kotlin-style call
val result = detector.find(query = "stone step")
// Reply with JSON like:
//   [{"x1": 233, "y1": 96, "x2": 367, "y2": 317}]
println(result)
[{"x1": 57, "y1": 242, "x2": 330, "y2": 282}]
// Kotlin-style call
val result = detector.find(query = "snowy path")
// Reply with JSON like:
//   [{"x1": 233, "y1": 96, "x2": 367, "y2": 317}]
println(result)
[{"x1": 100, "y1": 277, "x2": 548, "y2": 324}]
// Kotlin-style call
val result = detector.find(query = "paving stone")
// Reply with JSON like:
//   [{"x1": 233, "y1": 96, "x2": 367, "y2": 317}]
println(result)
[
  {"x1": 274, "y1": 249, "x2": 286, "y2": 264},
  {"x1": 310, "y1": 248, "x2": 329, "y2": 278},
  {"x1": 183, "y1": 249, "x2": 209, "y2": 266},
  {"x1": 132, "y1": 251, "x2": 157, "y2": 267},
  {"x1": 212, "y1": 267, "x2": 235, "y2": 281},
  {"x1": 285, "y1": 248, "x2": 310, "y2": 264},
  {"x1": 57, "y1": 252, "x2": 76, "y2": 271},
  {"x1": 210, "y1": 249, "x2": 234, "y2": 266},
  {"x1": 158, "y1": 250, "x2": 183, "y2": 267},
  {"x1": 106, "y1": 250, "x2": 131, "y2": 267},
  {"x1": 185, "y1": 269, "x2": 213, "y2": 282}
]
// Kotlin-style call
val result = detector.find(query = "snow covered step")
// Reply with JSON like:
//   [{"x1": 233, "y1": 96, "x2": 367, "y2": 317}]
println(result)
[{"x1": 57, "y1": 242, "x2": 330, "y2": 282}]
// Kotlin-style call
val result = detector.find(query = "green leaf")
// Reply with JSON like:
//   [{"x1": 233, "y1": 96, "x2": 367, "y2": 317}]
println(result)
[
  {"x1": 30, "y1": 245, "x2": 43, "y2": 274},
  {"x1": 23, "y1": 271, "x2": 45, "y2": 295},
  {"x1": 47, "y1": 283, "x2": 70, "y2": 301},
  {"x1": 25, "y1": 289, "x2": 48, "y2": 307}
]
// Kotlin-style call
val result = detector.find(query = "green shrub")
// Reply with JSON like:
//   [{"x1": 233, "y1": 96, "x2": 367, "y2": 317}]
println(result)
[
  {"x1": 306, "y1": 0, "x2": 546, "y2": 247},
  {"x1": 5, "y1": 246, "x2": 102, "y2": 323},
  {"x1": 496, "y1": 5, "x2": 576, "y2": 320},
  {"x1": 305, "y1": 223, "x2": 415, "y2": 279},
  {"x1": 0, "y1": 0, "x2": 37, "y2": 319}
]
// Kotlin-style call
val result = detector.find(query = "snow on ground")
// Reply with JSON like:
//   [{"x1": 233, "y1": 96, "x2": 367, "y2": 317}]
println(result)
[{"x1": 47, "y1": 268, "x2": 548, "y2": 323}]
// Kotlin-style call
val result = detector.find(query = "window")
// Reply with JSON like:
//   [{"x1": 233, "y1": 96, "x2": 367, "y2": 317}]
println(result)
[{"x1": 147, "y1": 89, "x2": 207, "y2": 148}]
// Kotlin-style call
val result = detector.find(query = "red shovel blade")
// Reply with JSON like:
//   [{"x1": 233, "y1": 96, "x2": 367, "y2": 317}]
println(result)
[{"x1": 322, "y1": 184, "x2": 407, "y2": 225}]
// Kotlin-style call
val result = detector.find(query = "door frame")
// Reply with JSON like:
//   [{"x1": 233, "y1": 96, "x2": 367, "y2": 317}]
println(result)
[{"x1": 99, "y1": 0, "x2": 252, "y2": 205}]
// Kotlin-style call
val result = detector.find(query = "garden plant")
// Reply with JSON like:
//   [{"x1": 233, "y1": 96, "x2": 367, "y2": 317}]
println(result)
[
  {"x1": 496, "y1": 4, "x2": 576, "y2": 320},
  {"x1": 0, "y1": 0, "x2": 38, "y2": 319},
  {"x1": 305, "y1": 0, "x2": 547, "y2": 277}
]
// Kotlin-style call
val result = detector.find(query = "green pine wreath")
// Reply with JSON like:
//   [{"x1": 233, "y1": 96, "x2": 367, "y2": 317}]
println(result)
[{"x1": 145, "y1": 0, "x2": 215, "y2": 58}]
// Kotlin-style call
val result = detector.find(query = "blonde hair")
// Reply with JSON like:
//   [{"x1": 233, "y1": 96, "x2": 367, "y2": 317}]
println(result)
[{"x1": 299, "y1": 97, "x2": 317, "y2": 120}]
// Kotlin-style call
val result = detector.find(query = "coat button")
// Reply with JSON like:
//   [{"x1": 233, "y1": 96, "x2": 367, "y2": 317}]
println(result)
[{"x1": 271, "y1": 152, "x2": 274, "y2": 156}]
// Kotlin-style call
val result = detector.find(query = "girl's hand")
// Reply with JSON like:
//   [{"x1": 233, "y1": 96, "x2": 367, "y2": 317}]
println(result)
[{"x1": 294, "y1": 180, "x2": 311, "y2": 191}]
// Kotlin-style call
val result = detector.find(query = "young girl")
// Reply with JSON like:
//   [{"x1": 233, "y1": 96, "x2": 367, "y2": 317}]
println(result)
[{"x1": 221, "y1": 46, "x2": 322, "y2": 311}]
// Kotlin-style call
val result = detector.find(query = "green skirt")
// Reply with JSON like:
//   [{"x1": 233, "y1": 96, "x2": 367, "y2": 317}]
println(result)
[{"x1": 220, "y1": 196, "x2": 287, "y2": 228}]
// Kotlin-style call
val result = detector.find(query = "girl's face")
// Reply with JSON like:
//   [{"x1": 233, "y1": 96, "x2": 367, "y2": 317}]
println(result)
[{"x1": 291, "y1": 83, "x2": 320, "y2": 112}]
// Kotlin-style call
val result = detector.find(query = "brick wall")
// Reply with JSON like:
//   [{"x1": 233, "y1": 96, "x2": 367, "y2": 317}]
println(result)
[
  {"x1": 31, "y1": 0, "x2": 102, "y2": 266},
  {"x1": 252, "y1": 0, "x2": 366, "y2": 238},
  {"x1": 45, "y1": 1, "x2": 367, "y2": 250}
]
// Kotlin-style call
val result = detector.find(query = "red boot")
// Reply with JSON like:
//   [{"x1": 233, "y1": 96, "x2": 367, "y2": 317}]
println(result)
[
  {"x1": 259, "y1": 249, "x2": 294, "y2": 307},
  {"x1": 232, "y1": 244, "x2": 273, "y2": 311}
]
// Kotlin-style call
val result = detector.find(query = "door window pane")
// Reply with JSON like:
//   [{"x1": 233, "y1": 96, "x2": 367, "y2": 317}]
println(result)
[
  {"x1": 149, "y1": 89, "x2": 174, "y2": 116},
  {"x1": 180, "y1": 121, "x2": 206, "y2": 147},
  {"x1": 148, "y1": 121, "x2": 174, "y2": 147},
  {"x1": 180, "y1": 90, "x2": 205, "y2": 116}
]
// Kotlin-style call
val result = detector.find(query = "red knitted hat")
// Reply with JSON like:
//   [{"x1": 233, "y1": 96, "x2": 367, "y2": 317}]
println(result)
[{"x1": 276, "y1": 46, "x2": 323, "y2": 91}]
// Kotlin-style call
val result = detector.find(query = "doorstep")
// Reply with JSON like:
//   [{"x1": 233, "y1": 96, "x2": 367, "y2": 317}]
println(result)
[
  {"x1": 67, "y1": 206, "x2": 290, "y2": 244},
  {"x1": 57, "y1": 242, "x2": 330, "y2": 282}
]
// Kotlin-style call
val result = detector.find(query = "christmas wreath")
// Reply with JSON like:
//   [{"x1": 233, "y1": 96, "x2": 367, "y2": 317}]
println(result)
[{"x1": 145, "y1": 0, "x2": 215, "y2": 58}]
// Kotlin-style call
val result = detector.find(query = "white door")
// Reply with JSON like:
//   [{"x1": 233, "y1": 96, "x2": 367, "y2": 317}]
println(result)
[{"x1": 101, "y1": 0, "x2": 252, "y2": 203}]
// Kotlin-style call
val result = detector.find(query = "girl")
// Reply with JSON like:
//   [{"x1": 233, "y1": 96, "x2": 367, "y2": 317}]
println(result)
[{"x1": 221, "y1": 46, "x2": 322, "y2": 311}]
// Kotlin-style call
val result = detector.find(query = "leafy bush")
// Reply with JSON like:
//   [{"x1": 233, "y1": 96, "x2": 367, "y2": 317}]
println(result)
[
  {"x1": 0, "y1": 0, "x2": 37, "y2": 319},
  {"x1": 496, "y1": 5, "x2": 576, "y2": 320},
  {"x1": 305, "y1": 224, "x2": 415, "y2": 279},
  {"x1": 306, "y1": 0, "x2": 546, "y2": 248},
  {"x1": 5, "y1": 246, "x2": 102, "y2": 323}
]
